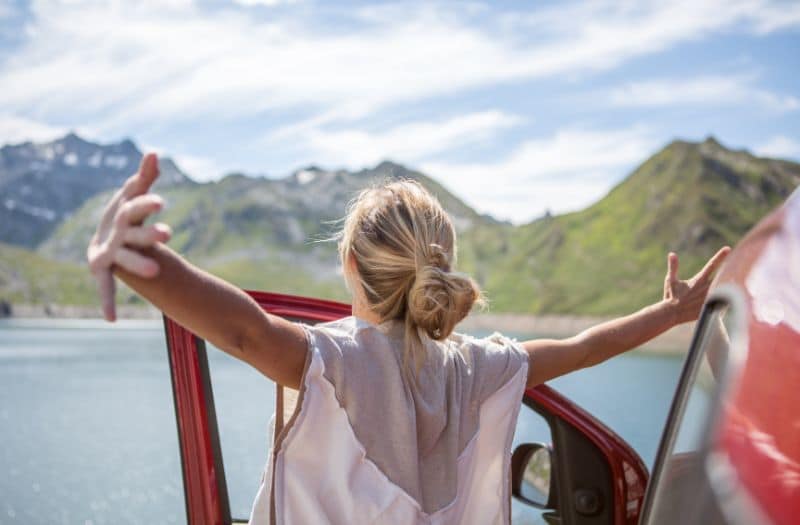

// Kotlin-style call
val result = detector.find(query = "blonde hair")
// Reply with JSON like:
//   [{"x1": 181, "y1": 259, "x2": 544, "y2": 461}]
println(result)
[{"x1": 337, "y1": 179, "x2": 484, "y2": 375}]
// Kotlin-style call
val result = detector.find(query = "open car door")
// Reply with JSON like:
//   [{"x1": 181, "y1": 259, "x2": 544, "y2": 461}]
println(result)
[{"x1": 163, "y1": 290, "x2": 648, "y2": 525}]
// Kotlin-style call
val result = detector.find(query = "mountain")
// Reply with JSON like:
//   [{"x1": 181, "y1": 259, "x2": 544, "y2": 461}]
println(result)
[
  {"x1": 2, "y1": 134, "x2": 798, "y2": 315},
  {"x1": 0, "y1": 132, "x2": 192, "y2": 248},
  {"x1": 38, "y1": 157, "x2": 496, "y2": 302},
  {"x1": 461, "y1": 137, "x2": 800, "y2": 314}
]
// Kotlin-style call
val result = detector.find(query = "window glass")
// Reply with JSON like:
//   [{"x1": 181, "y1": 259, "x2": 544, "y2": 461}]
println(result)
[
  {"x1": 206, "y1": 342, "x2": 275, "y2": 521},
  {"x1": 645, "y1": 305, "x2": 731, "y2": 523},
  {"x1": 511, "y1": 405, "x2": 554, "y2": 525}
]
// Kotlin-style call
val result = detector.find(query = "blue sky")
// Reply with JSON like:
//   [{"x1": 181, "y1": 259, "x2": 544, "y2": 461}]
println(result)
[{"x1": 0, "y1": 0, "x2": 798, "y2": 223}]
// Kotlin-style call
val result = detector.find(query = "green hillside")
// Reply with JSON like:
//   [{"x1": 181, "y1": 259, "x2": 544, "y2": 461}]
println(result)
[
  {"x1": 37, "y1": 161, "x2": 491, "y2": 305},
  {"x1": 6, "y1": 137, "x2": 799, "y2": 316},
  {"x1": 461, "y1": 138, "x2": 799, "y2": 314},
  {"x1": 0, "y1": 242, "x2": 127, "y2": 306}
]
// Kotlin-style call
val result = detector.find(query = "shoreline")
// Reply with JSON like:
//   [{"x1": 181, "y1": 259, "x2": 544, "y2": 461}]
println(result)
[
  {"x1": 5, "y1": 303, "x2": 163, "y2": 320},
  {"x1": 4, "y1": 304, "x2": 693, "y2": 356}
]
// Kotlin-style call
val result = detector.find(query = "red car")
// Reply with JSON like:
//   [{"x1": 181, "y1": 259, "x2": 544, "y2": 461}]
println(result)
[{"x1": 162, "y1": 189, "x2": 799, "y2": 525}]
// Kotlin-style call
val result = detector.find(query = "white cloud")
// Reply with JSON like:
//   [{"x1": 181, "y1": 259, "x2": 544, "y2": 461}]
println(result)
[
  {"x1": 299, "y1": 110, "x2": 522, "y2": 167},
  {"x1": 142, "y1": 142, "x2": 228, "y2": 181},
  {"x1": 233, "y1": 0, "x2": 298, "y2": 6},
  {"x1": 747, "y1": 1, "x2": 800, "y2": 33},
  {"x1": 609, "y1": 75, "x2": 800, "y2": 112},
  {"x1": 421, "y1": 126, "x2": 658, "y2": 224},
  {"x1": 2, "y1": 0, "x2": 798, "y2": 223},
  {"x1": 171, "y1": 152, "x2": 229, "y2": 182},
  {"x1": 3, "y1": 0, "x2": 798, "y2": 135},
  {"x1": 756, "y1": 135, "x2": 800, "y2": 160},
  {"x1": 0, "y1": 114, "x2": 67, "y2": 144}
]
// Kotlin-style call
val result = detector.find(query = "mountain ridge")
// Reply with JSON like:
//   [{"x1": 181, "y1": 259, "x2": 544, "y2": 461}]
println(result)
[
  {"x1": 0, "y1": 132, "x2": 193, "y2": 248},
  {"x1": 463, "y1": 136, "x2": 799, "y2": 313},
  {"x1": 1, "y1": 133, "x2": 798, "y2": 315}
]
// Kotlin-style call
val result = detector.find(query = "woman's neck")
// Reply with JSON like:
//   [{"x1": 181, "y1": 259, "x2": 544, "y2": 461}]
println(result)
[{"x1": 351, "y1": 290, "x2": 383, "y2": 325}]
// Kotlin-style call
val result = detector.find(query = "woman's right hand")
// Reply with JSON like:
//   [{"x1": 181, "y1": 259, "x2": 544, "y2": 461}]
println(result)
[{"x1": 86, "y1": 153, "x2": 172, "y2": 321}]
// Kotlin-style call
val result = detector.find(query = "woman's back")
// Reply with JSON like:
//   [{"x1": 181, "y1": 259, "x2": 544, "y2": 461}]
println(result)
[{"x1": 249, "y1": 315, "x2": 529, "y2": 524}]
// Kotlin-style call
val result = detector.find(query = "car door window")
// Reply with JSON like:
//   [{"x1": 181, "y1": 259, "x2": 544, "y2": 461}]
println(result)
[
  {"x1": 642, "y1": 302, "x2": 734, "y2": 524},
  {"x1": 511, "y1": 406, "x2": 555, "y2": 525},
  {"x1": 206, "y1": 343, "x2": 275, "y2": 521}
]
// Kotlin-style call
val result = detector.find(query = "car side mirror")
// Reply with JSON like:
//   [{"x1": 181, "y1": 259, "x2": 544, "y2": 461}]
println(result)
[{"x1": 511, "y1": 442, "x2": 556, "y2": 509}]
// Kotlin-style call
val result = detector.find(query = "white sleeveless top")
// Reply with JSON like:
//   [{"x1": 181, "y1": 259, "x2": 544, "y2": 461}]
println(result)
[{"x1": 248, "y1": 315, "x2": 529, "y2": 525}]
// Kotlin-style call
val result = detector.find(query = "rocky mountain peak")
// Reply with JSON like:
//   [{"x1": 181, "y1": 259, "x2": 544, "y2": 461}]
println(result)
[
  {"x1": 0, "y1": 133, "x2": 192, "y2": 248},
  {"x1": 372, "y1": 160, "x2": 411, "y2": 175},
  {"x1": 58, "y1": 131, "x2": 89, "y2": 147}
]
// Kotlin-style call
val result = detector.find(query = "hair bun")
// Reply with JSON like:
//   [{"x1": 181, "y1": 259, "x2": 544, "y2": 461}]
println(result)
[
  {"x1": 426, "y1": 243, "x2": 451, "y2": 272},
  {"x1": 336, "y1": 178, "x2": 486, "y2": 376},
  {"x1": 407, "y1": 265, "x2": 481, "y2": 341}
]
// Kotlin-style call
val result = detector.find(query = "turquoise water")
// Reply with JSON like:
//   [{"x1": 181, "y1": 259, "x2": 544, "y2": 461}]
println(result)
[{"x1": 0, "y1": 319, "x2": 686, "y2": 524}]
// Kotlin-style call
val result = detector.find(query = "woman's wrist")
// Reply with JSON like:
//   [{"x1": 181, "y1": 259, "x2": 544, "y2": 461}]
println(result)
[{"x1": 656, "y1": 298, "x2": 682, "y2": 328}]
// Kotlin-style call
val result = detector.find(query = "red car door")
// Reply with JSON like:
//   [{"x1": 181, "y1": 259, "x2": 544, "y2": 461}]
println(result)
[{"x1": 163, "y1": 291, "x2": 648, "y2": 524}]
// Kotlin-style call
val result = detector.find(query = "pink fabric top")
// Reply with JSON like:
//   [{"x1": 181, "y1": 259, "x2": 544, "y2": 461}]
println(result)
[{"x1": 248, "y1": 315, "x2": 529, "y2": 524}]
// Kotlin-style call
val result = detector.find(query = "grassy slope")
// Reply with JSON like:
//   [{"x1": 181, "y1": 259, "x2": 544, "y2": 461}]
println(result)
[
  {"x1": 37, "y1": 162, "x2": 485, "y2": 305},
  {"x1": 39, "y1": 180, "x2": 352, "y2": 302},
  {"x1": 17, "y1": 139, "x2": 800, "y2": 315},
  {"x1": 0, "y1": 242, "x2": 141, "y2": 305},
  {"x1": 466, "y1": 139, "x2": 799, "y2": 314}
]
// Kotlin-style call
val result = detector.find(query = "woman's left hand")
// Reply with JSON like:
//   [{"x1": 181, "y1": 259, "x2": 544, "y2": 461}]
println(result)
[
  {"x1": 663, "y1": 247, "x2": 731, "y2": 324},
  {"x1": 87, "y1": 153, "x2": 171, "y2": 321}
]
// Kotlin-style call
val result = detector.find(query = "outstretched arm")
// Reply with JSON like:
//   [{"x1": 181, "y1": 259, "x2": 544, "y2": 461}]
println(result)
[
  {"x1": 87, "y1": 154, "x2": 307, "y2": 388},
  {"x1": 522, "y1": 247, "x2": 730, "y2": 388}
]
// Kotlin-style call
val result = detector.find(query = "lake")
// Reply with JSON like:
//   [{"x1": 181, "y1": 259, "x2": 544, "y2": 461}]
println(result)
[{"x1": 0, "y1": 318, "x2": 688, "y2": 524}]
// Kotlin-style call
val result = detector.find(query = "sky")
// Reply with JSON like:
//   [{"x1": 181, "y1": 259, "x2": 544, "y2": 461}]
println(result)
[{"x1": 0, "y1": 0, "x2": 798, "y2": 223}]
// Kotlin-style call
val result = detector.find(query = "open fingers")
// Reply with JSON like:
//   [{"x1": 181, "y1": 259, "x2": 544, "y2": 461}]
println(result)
[
  {"x1": 115, "y1": 193, "x2": 165, "y2": 228},
  {"x1": 695, "y1": 246, "x2": 731, "y2": 283},
  {"x1": 666, "y1": 252, "x2": 679, "y2": 283},
  {"x1": 99, "y1": 154, "x2": 160, "y2": 237},
  {"x1": 114, "y1": 247, "x2": 160, "y2": 278},
  {"x1": 123, "y1": 223, "x2": 172, "y2": 247},
  {"x1": 95, "y1": 269, "x2": 117, "y2": 322},
  {"x1": 121, "y1": 153, "x2": 160, "y2": 199},
  {"x1": 96, "y1": 186, "x2": 129, "y2": 239}
]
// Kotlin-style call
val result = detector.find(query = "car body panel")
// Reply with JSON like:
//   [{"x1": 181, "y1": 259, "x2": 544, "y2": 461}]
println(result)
[
  {"x1": 525, "y1": 385, "x2": 648, "y2": 525},
  {"x1": 640, "y1": 189, "x2": 800, "y2": 525},
  {"x1": 710, "y1": 190, "x2": 800, "y2": 524}
]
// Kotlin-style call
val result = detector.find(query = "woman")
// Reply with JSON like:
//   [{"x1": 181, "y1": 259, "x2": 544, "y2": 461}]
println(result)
[{"x1": 87, "y1": 154, "x2": 729, "y2": 524}]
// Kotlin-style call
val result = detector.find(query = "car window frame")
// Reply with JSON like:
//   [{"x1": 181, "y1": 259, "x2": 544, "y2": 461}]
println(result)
[
  {"x1": 164, "y1": 291, "x2": 351, "y2": 525},
  {"x1": 638, "y1": 285, "x2": 750, "y2": 525}
]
